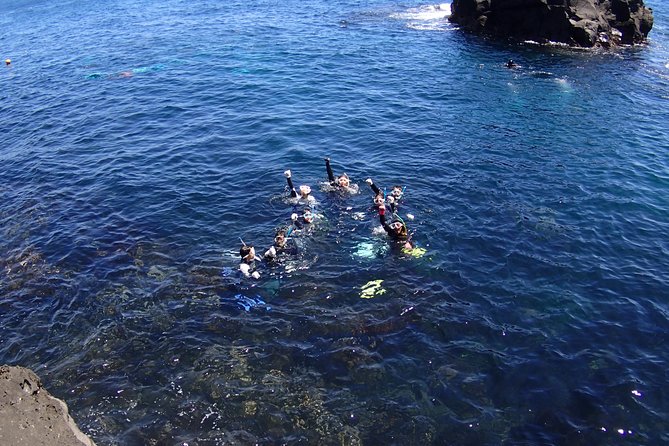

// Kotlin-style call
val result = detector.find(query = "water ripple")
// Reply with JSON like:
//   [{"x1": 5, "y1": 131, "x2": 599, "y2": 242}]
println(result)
[{"x1": 2, "y1": 0, "x2": 669, "y2": 444}]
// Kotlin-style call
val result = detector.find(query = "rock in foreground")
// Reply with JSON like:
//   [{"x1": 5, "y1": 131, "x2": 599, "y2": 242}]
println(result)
[
  {"x1": 0, "y1": 365, "x2": 96, "y2": 446},
  {"x1": 449, "y1": 0, "x2": 654, "y2": 47}
]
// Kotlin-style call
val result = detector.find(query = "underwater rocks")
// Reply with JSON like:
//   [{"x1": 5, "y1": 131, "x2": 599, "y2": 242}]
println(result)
[
  {"x1": 449, "y1": 0, "x2": 654, "y2": 47},
  {"x1": 0, "y1": 365, "x2": 96, "y2": 446}
]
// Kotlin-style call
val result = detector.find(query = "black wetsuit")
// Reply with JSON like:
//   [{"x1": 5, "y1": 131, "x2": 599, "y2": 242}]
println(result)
[
  {"x1": 325, "y1": 158, "x2": 337, "y2": 186},
  {"x1": 265, "y1": 238, "x2": 298, "y2": 262},
  {"x1": 285, "y1": 174, "x2": 316, "y2": 207},
  {"x1": 368, "y1": 181, "x2": 399, "y2": 213},
  {"x1": 368, "y1": 181, "x2": 382, "y2": 197},
  {"x1": 291, "y1": 216, "x2": 312, "y2": 231},
  {"x1": 286, "y1": 175, "x2": 298, "y2": 198},
  {"x1": 379, "y1": 207, "x2": 407, "y2": 241},
  {"x1": 274, "y1": 239, "x2": 298, "y2": 256},
  {"x1": 239, "y1": 254, "x2": 261, "y2": 277}
]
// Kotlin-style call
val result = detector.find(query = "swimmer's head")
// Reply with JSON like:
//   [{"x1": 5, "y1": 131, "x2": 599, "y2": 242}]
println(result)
[
  {"x1": 391, "y1": 186, "x2": 403, "y2": 199},
  {"x1": 373, "y1": 193, "x2": 384, "y2": 206},
  {"x1": 337, "y1": 174, "x2": 350, "y2": 188},
  {"x1": 274, "y1": 230, "x2": 286, "y2": 247},
  {"x1": 240, "y1": 245, "x2": 255, "y2": 259},
  {"x1": 390, "y1": 220, "x2": 407, "y2": 237},
  {"x1": 303, "y1": 208, "x2": 314, "y2": 224},
  {"x1": 299, "y1": 185, "x2": 311, "y2": 197},
  {"x1": 5, "y1": 59, "x2": 10, "y2": 66}
]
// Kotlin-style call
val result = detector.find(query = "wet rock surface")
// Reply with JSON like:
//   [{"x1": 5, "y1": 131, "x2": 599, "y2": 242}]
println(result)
[
  {"x1": 0, "y1": 365, "x2": 96, "y2": 446},
  {"x1": 449, "y1": 0, "x2": 654, "y2": 47}
]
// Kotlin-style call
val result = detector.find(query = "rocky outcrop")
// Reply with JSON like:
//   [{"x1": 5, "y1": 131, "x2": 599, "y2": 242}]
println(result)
[
  {"x1": 449, "y1": 0, "x2": 654, "y2": 47},
  {"x1": 0, "y1": 365, "x2": 96, "y2": 446}
]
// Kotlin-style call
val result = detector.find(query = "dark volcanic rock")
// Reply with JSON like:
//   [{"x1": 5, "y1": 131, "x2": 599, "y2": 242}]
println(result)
[
  {"x1": 449, "y1": 0, "x2": 654, "y2": 47},
  {"x1": 0, "y1": 365, "x2": 96, "y2": 446}
]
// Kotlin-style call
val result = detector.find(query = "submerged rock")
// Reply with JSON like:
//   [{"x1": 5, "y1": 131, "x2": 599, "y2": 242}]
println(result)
[
  {"x1": 0, "y1": 365, "x2": 96, "y2": 446},
  {"x1": 449, "y1": 0, "x2": 654, "y2": 47}
]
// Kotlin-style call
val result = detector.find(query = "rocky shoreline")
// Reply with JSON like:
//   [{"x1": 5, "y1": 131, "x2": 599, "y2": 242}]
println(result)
[
  {"x1": 449, "y1": 0, "x2": 654, "y2": 48},
  {"x1": 0, "y1": 365, "x2": 96, "y2": 446}
]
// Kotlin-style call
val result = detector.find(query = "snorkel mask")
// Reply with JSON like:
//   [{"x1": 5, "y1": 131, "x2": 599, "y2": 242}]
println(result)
[
  {"x1": 390, "y1": 220, "x2": 407, "y2": 236},
  {"x1": 391, "y1": 186, "x2": 403, "y2": 200},
  {"x1": 274, "y1": 232, "x2": 286, "y2": 247},
  {"x1": 337, "y1": 174, "x2": 350, "y2": 188},
  {"x1": 390, "y1": 221, "x2": 403, "y2": 231},
  {"x1": 374, "y1": 194, "x2": 384, "y2": 206},
  {"x1": 303, "y1": 209, "x2": 314, "y2": 223},
  {"x1": 299, "y1": 185, "x2": 311, "y2": 197}
]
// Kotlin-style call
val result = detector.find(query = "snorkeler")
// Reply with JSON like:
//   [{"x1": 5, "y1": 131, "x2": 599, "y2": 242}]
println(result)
[
  {"x1": 365, "y1": 178, "x2": 402, "y2": 213},
  {"x1": 324, "y1": 157, "x2": 359, "y2": 195},
  {"x1": 284, "y1": 170, "x2": 316, "y2": 204},
  {"x1": 290, "y1": 207, "x2": 316, "y2": 231},
  {"x1": 378, "y1": 202, "x2": 413, "y2": 250},
  {"x1": 263, "y1": 228, "x2": 298, "y2": 259},
  {"x1": 506, "y1": 59, "x2": 518, "y2": 69},
  {"x1": 239, "y1": 243, "x2": 261, "y2": 279},
  {"x1": 325, "y1": 157, "x2": 352, "y2": 189}
]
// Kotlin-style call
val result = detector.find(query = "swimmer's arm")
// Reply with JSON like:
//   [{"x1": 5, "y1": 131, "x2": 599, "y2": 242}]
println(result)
[
  {"x1": 325, "y1": 158, "x2": 336, "y2": 184},
  {"x1": 387, "y1": 195, "x2": 397, "y2": 213},
  {"x1": 240, "y1": 262, "x2": 261, "y2": 279},
  {"x1": 284, "y1": 170, "x2": 297, "y2": 198},
  {"x1": 291, "y1": 213, "x2": 304, "y2": 230},
  {"x1": 239, "y1": 262, "x2": 251, "y2": 277},
  {"x1": 264, "y1": 246, "x2": 277, "y2": 259},
  {"x1": 366, "y1": 178, "x2": 381, "y2": 196},
  {"x1": 378, "y1": 204, "x2": 392, "y2": 235}
]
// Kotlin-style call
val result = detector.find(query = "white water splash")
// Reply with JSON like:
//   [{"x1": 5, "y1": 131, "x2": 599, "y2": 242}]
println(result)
[{"x1": 390, "y1": 4, "x2": 452, "y2": 31}]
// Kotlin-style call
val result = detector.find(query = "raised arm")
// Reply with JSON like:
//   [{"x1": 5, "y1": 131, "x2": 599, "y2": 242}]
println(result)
[
  {"x1": 365, "y1": 178, "x2": 381, "y2": 196},
  {"x1": 378, "y1": 203, "x2": 392, "y2": 235},
  {"x1": 284, "y1": 170, "x2": 297, "y2": 198},
  {"x1": 325, "y1": 158, "x2": 336, "y2": 185},
  {"x1": 291, "y1": 212, "x2": 304, "y2": 230}
]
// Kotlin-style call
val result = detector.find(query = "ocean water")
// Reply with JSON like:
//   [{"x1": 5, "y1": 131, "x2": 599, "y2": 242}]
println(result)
[{"x1": 1, "y1": 0, "x2": 669, "y2": 444}]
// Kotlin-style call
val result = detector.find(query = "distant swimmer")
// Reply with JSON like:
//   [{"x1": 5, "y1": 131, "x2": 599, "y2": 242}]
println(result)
[
  {"x1": 284, "y1": 169, "x2": 316, "y2": 205},
  {"x1": 239, "y1": 243, "x2": 261, "y2": 279},
  {"x1": 505, "y1": 59, "x2": 518, "y2": 69},
  {"x1": 290, "y1": 207, "x2": 317, "y2": 231},
  {"x1": 263, "y1": 228, "x2": 298, "y2": 260},
  {"x1": 5, "y1": 59, "x2": 11, "y2": 66},
  {"x1": 365, "y1": 178, "x2": 402, "y2": 213},
  {"x1": 378, "y1": 202, "x2": 413, "y2": 250},
  {"x1": 324, "y1": 157, "x2": 357, "y2": 193}
]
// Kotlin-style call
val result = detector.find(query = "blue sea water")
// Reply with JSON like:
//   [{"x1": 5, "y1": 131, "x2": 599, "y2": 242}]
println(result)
[{"x1": 1, "y1": 0, "x2": 669, "y2": 444}]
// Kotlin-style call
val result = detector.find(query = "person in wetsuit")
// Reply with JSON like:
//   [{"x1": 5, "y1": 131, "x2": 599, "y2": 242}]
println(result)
[
  {"x1": 290, "y1": 207, "x2": 316, "y2": 231},
  {"x1": 284, "y1": 169, "x2": 316, "y2": 204},
  {"x1": 325, "y1": 157, "x2": 351, "y2": 189},
  {"x1": 239, "y1": 244, "x2": 261, "y2": 279},
  {"x1": 378, "y1": 202, "x2": 413, "y2": 250},
  {"x1": 365, "y1": 178, "x2": 402, "y2": 213},
  {"x1": 263, "y1": 228, "x2": 298, "y2": 260}
]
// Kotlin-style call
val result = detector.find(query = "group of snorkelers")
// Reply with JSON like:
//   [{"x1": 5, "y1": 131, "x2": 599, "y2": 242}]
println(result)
[{"x1": 238, "y1": 158, "x2": 416, "y2": 279}]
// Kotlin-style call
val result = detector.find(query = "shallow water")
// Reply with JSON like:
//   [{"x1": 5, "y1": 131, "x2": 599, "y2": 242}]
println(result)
[{"x1": 2, "y1": 0, "x2": 669, "y2": 444}]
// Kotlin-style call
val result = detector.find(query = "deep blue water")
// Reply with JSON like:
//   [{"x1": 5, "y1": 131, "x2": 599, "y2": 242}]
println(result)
[{"x1": 2, "y1": 0, "x2": 669, "y2": 444}]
